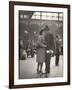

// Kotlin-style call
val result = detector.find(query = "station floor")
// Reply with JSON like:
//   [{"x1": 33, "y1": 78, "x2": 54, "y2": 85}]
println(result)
[{"x1": 19, "y1": 55, "x2": 63, "y2": 79}]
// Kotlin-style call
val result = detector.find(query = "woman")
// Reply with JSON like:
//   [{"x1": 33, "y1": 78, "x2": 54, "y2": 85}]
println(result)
[{"x1": 36, "y1": 29, "x2": 46, "y2": 75}]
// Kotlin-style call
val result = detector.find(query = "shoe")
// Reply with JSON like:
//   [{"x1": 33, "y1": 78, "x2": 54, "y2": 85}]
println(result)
[
  {"x1": 47, "y1": 71, "x2": 50, "y2": 74},
  {"x1": 40, "y1": 71, "x2": 43, "y2": 75},
  {"x1": 56, "y1": 64, "x2": 59, "y2": 66},
  {"x1": 45, "y1": 71, "x2": 50, "y2": 74},
  {"x1": 45, "y1": 73, "x2": 48, "y2": 78},
  {"x1": 37, "y1": 69, "x2": 40, "y2": 74}
]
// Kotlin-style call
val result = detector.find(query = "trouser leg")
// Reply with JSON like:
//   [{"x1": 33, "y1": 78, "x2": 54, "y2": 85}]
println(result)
[
  {"x1": 45, "y1": 54, "x2": 51, "y2": 73},
  {"x1": 40, "y1": 63, "x2": 43, "y2": 72},
  {"x1": 55, "y1": 54, "x2": 59, "y2": 66},
  {"x1": 37, "y1": 63, "x2": 40, "y2": 73}
]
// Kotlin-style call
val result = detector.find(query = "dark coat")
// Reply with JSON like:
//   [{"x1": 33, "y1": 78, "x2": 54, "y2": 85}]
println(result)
[
  {"x1": 44, "y1": 32, "x2": 55, "y2": 51},
  {"x1": 55, "y1": 39, "x2": 61, "y2": 55},
  {"x1": 44, "y1": 32, "x2": 55, "y2": 73}
]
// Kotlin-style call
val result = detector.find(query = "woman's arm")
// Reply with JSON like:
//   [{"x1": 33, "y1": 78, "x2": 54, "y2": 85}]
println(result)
[{"x1": 36, "y1": 36, "x2": 46, "y2": 48}]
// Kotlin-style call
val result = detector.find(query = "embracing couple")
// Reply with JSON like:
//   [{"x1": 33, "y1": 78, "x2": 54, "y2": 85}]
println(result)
[{"x1": 36, "y1": 25, "x2": 55, "y2": 77}]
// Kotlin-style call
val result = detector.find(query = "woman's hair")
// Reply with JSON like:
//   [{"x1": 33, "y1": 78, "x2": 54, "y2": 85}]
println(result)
[{"x1": 39, "y1": 29, "x2": 44, "y2": 35}]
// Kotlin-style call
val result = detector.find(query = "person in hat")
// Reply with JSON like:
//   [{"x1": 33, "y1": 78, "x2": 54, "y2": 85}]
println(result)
[
  {"x1": 44, "y1": 25, "x2": 55, "y2": 77},
  {"x1": 36, "y1": 29, "x2": 46, "y2": 75}
]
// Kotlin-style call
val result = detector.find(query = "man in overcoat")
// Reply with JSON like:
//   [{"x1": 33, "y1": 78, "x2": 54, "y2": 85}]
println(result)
[{"x1": 44, "y1": 25, "x2": 55, "y2": 77}]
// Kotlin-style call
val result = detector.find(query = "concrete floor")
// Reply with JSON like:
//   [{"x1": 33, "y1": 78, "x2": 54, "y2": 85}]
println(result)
[{"x1": 19, "y1": 55, "x2": 63, "y2": 79}]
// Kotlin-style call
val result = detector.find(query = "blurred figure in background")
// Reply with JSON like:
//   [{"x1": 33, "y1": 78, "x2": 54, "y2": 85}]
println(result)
[
  {"x1": 30, "y1": 40, "x2": 35, "y2": 58},
  {"x1": 23, "y1": 30, "x2": 29, "y2": 57},
  {"x1": 27, "y1": 40, "x2": 34, "y2": 58},
  {"x1": 19, "y1": 39, "x2": 27, "y2": 60},
  {"x1": 19, "y1": 40, "x2": 24, "y2": 60},
  {"x1": 55, "y1": 35, "x2": 61, "y2": 66},
  {"x1": 19, "y1": 40, "x2": 23, "y2": 59}
]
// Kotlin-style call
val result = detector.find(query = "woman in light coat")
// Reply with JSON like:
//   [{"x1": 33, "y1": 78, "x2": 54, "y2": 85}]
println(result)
[{"x1": 36, "y1": 29, "x2": 46, "y2": 74}]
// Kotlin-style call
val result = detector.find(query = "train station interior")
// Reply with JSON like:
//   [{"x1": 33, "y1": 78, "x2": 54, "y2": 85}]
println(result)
[{"x1": 19, "y1": 11, "x2": 63, "y2": 79}]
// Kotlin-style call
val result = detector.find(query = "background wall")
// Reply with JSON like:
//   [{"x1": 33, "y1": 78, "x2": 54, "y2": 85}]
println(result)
[{"x1": 0, "y1": 0, "x2": 72, "y2": 90}]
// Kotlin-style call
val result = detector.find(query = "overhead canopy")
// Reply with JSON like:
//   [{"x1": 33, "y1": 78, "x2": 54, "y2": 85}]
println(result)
[
  {"x1": 19, "y1": 11, "x2": 34, "y2": 19},
  {"x1": 19, "y1": 11, "x2": 63, "y2": 21}
]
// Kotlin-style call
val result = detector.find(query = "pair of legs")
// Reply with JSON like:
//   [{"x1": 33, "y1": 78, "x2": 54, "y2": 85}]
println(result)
[
  {"x1": 45, "y1": 53, "x2": 51, "y2": 77},
  {"x1": 37, "y1": 63, "x2": 43, "y2": 74},
  {"x1": 55, "y1": 54, "x2": 60, "y2": 66}
]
